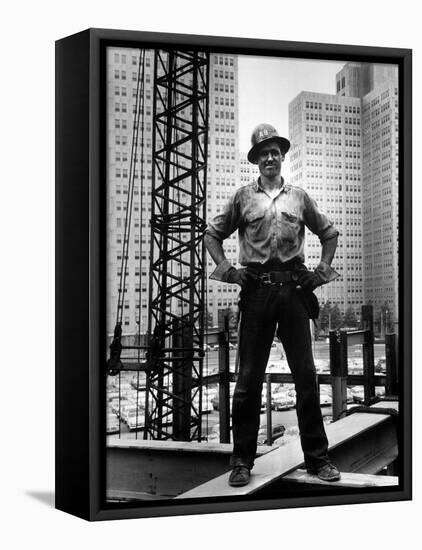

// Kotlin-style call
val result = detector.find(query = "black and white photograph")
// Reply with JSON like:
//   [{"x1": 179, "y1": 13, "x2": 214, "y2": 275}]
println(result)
[
  {"x1": 5, "y1": 0, "x2": 421, "y2": 545},
  {"x1": 101, "y1": 38, "x2": 409, "y2": 508}
]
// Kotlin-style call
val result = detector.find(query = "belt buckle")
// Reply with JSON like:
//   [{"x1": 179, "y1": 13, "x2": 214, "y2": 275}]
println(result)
[{"x1": 260, "y1": 273, "x2": 273, "y2": 285}]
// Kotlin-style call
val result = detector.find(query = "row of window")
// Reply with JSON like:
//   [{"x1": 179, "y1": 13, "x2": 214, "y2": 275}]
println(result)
[
  {"x1": 305, "y1": 113, "x2": 361, "y2": 126},
  {"x1": 213, "y1": 70, "x2": 235, "y2": 80},
  {"x1": 215, "y1": 137, "x2": 236, "y2": 147},
  {"x1": 114, "y1": 69, "x2": 152, "y2": 83},
  {"x1": 113, "y1": 52, "x2": 151, "y2": 67},
  {"x1": 213, "y1": 56, "x2": 234, "y2": 66},
  {"x1": 214, "y1": 124, "x2": 236, "y2": 133},
  {"x1": 215, "y1": 111, "x2": 235, "y2": 120},
  {"x1": 215, "y1": 97, "x2": 235, "y2": 106},
  {"x1": 114, "y1": 103, "x2": 152, "y2": 116},
  {"x1": 214, "y1": 83, "x2": 235, "y2": 94},
  {"x1": 114, "y1": 86, "x2": 151, "y2": 99},
  {"x1": 305, "y1": 101, "x2": 357, "y2": 113}
]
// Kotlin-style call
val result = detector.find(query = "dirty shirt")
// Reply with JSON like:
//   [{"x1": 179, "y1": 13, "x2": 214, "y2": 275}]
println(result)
[{"x1": 206, "y1": 179, "x2": 339, "y2": 281}]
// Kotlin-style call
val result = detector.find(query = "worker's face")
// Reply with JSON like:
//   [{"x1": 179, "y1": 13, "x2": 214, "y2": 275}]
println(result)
[{"x1": 257, "y1": 141, "x2": 284, "y2": 177}]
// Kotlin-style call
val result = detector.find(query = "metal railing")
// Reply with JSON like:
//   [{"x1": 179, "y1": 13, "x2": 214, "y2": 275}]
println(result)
[{"x1": 206, "y1": 304, "x2": 399, "y2": 444}]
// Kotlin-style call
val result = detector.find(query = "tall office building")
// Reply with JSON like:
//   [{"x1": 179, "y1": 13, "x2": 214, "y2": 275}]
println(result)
[
  {"x1": 337, "y1": 63, "x2": 399, "y2": 325},
  {"x1": 205, "y1": 54, "x2": 241, "y2": 325},
  {"x1": 240, "y1": 151, "x2": 259, "y2": 186},
  {"x1": 288, "y1": 91, "x2": 364, "y2": 317},
  {"x1": 106, "y1": 49, "x2": 240, "y2": 335},
  {"x1": 288, "y1": 62, "x2": 399, "y2": 325},
  {"x1": 106, "y1": 48, "x2": 154, "y2": 338}
]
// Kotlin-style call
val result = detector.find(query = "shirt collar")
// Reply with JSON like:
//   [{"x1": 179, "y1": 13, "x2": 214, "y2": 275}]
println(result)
[{"x1": 254, "y1": 176, "x2": 287, "y2": 193}]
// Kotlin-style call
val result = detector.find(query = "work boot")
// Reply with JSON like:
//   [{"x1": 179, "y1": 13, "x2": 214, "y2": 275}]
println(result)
[
  {"x1": 307, "y1": 462, "x2": 341, "y2": 482},
  {"x1": 228, "y1": 464, "x2": 251, "y2": 487}
]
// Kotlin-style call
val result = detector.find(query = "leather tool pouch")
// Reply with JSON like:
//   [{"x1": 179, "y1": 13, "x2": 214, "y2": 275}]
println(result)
[{"x1": 301, "y1": 290, "x2": 320, "y2": 320}]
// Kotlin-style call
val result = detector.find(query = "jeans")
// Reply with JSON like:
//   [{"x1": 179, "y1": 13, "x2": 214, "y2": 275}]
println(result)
[{"x1": 231, "y1": 281, "x2": 329, "y2": 470}]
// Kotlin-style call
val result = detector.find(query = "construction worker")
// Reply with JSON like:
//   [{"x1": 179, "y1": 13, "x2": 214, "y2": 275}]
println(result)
[{"x1": 204, "y1": 123, "x2": 341, "y2": 487}]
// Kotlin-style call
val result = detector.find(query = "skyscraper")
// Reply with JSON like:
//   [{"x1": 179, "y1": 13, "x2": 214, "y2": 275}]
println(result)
[
  {"x1": 288, "y1": 62, "x2": 399, "y2": 326},
  {"x1": 205, "y1": 54, "x2": 241, "y2": 325},
  {"x1": 288, "y1": 91, "x2": 364, "y2": 317},
  {"x1": 338, "y1": 63, "x2": 399, "y2": 326},
  {"x1": 239, "y1": 151, "x2": 259, "y2": 186},
  {"x1": 359, "y1": 70, "x2": 399, "y2": 327}
]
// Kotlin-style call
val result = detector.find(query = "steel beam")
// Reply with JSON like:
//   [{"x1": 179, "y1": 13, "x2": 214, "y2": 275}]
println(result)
[
  {"x1": 106, "y1": 401, "x2": 398, "y2": 501},
  {"x1": 177, "y1": 401, "x2": 398, "y2": 499},
  {"x1": 106, "y1": 439, "x2": 274, "y2": 500}
]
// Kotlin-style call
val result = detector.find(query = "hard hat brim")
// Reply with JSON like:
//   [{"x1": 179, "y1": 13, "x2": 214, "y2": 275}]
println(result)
[{"x1": 247, "y1": 136, "x2": 291, "y2": 164}]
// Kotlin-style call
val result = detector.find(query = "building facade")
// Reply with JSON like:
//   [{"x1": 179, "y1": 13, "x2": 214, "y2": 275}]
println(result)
[
  {"x1": 359, "y1": 71, "x2": 399, "y2": 327},
  {"x1": 288, "y1": 91, "x2": 364, "y2": 318},
  {"x1": 106, "y1": 48, "x2": 240, "y2": 335},
  {"x1": 288, "y1": 62, "x2": 399, "y2": 326},
  {"x1": 204, "y1": 54, "x2": 241, "y2": 326},
  {"x1": 337, "y1": 63, "x2": 399, "y2": 326}
]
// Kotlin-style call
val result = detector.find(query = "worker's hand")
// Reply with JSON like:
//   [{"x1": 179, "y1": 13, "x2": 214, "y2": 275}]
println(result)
[
  {"x1": 225, "y1": 268, "x2": 255, "y2": 288},
  {"x1": 296, "y1": 270, "x2": 324, "y2": 292}
]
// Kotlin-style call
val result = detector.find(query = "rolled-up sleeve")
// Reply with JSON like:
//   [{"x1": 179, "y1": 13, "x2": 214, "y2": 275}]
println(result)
[
  {"x1": 302, "y1": 191, "x2": 339, "y2": 243},
  {"x1": 205, "y1": 192, "x2": 241, "y2": 242}
]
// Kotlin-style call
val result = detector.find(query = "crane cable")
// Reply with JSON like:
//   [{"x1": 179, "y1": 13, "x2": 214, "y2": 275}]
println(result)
[
  {"x1": 115, "y1": 49, "x2": 146, "y2": 327},
  {"x1": 134, "y1": 49, "x2": 147, "y2": 438},
  {"x1": 112, "y1": 48, "x2": 146, "y2": 434}
]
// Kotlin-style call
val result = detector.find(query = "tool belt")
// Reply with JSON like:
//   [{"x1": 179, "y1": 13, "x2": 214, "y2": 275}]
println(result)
[
  {"x1": 256, "y1": 270, "x2": 299, "y2": 285},
  {"x1": 246, "y1": 263, "x2": 320, "y2": 319}
]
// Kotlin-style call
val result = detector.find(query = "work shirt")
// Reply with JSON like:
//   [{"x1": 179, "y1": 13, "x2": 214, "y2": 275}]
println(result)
[{"x1": 206, "y1": 179, "x2": 339, "y2": 281}]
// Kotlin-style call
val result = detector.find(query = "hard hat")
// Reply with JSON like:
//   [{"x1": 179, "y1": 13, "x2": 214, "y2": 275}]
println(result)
[{"x1": 247, "y1": 123, "x2": 290, "y2": 164}]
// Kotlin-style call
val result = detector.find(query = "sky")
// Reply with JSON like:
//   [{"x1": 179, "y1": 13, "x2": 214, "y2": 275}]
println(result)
[{"x1": 238, "y1": 55, "x2": 345, "y2": 155}]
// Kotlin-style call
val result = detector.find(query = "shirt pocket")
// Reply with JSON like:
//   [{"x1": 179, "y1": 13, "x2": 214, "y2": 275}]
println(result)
[
  {"x1": 281, "y1": 210, "x2": 299, "y2": 224},
  {"x1": 245, "y1": 208, "x2": 267, "y2": 240},
  {"x1": 279, "y1": 210, "x2": 301, "y2": 244},
  {"x1": 246, "y1": 207, "x2": 266, "y2": 224}
]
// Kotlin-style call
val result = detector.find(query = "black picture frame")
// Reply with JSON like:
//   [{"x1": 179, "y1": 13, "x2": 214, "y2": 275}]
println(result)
[{"x1": 55, "y1": 28, "x2": 412, "y2": 521}]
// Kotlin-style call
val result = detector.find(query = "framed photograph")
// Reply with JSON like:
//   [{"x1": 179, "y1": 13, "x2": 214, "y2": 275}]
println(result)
[{"x1": 55, "y1": 28, "x2": 412, "y2": 521}]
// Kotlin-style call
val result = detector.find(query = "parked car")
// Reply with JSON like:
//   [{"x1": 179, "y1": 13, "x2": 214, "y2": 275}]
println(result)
[
  {"x1": 106, "y1": 412, "x2": 120, "y2": 434},
  {"x1": 192, "y1": 393, "x2": 214, "y2": 414},
  {"x1": 207, "y1": 423, "x2": 223, "y2": 442},
  {"x1": 319, "y1": 386, "x2": 332, "y2": 406},
  {"x1": 375, "y1": 357, "x2": 386, "y2": 373},
  {"x1": 126, "y1": 410, "x2": 145, "y2": 430},
  {"x1": 375, "y1": 386, "x2": 386, "y2": 398},
  {"x1": 120, "y1": 403, "x2": 144, "y2": 423},
  {"x1": 350, "y1": 386, "x2": 365, "y2": 403},
  {"x1": 130, "y1": 375, "x2": 146, "y2": 390},
  {"x1": 210, "y1": 384, "x2": 235, "y2": 411},
  {"x1": 257, "y1": 423, "x2": 286, "y2": 445},
  {"x1": 272, "y1": 390, "x2": 295, "y2": 410}
]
